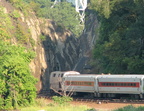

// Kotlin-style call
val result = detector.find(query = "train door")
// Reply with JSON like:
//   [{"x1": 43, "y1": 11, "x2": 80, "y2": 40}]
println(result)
[
  {"x1": 142, "y1": 78, "x2": 144, "y2": 94},
  {"x1": 94, "y1": 76, "x2": 99, "y2": 97},
  {"x1": 139, "y1": 77, "x2": 144, "y2": 99},
  {"x1": 140, "y1": 78, "x2": 144, "y2": 94}
]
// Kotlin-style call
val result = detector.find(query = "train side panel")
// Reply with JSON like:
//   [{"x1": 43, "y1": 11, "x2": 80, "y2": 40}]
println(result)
[
  {"x1": 64, "y1": 75, "x2": 98, "y2": 93},
  {"x1": 50, "y1": 71, "x2": 80, "y2": 91},
  {"x1": 97, "y1": 75, "x2": 144, "y2": 94}
]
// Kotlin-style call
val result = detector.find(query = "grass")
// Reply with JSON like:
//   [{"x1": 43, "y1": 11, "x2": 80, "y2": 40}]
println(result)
[
  {"x1": 20, "y1": 98, "x2": 92, "y2": 111},
  {"x1": 20, "y1": 98, "x2": 144, "y2": 111},
  {"x1": 113, "y1": 105, "x2": 144, "y2": 111},
  {"x1": 21, "y1": 105, "x2": 90, "y2": 111},
  {"x1": 20, "y1": 104, "x2": 144, "y2": 111}
]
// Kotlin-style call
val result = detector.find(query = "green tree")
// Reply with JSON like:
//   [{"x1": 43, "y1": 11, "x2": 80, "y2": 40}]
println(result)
[
  {"x1": 22, "y1": 0, "x2": 83, "y2": 37},
  {"x1": 46, "y1": 2, "x2": 81, "y2": 37},
  {"x1": 91, "y1": 0, "x2": 144, "y2": 73},
  {"x1": 0, "y1": 42, "x2": 37, "y2": 110}
]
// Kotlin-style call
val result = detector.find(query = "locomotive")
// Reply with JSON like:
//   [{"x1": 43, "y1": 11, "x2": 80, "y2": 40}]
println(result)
[{"x1": 50, "y1": 71, "x2": 144, "y2": 99}]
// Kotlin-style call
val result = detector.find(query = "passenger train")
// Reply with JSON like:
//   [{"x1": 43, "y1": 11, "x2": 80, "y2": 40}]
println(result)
[{"x1": 50, "y1": 71, "x2": 144, "y2": 99}]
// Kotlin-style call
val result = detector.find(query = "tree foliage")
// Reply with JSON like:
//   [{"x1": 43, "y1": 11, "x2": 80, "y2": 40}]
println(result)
[
  {"x1": 46, "y1": 2, "x2": 82, "y2": 37},
  {"x1": 22, "y1": 0, "x2": 82, "y2": 37},
  {"x1": 0, "y1": 42, "x2": 37, "y2": 109},
  {"x1": 91, "y1": 0, "x2": 144, "y2": 73},
  {"x1": 8, "y1": 0, "x2": 83, "y2": 37},
  {"x1": 7, "y1": 0, "x2": 83, "y2": 37},
  {"x1": 52, "y1": 96, "x2": 73, "y2": 106},
  {"x1": 0, "y1": 1, "x2": 37, "y2": 110},
  {"x1": 89, "y1": 0, "x2": 123, "y2": 18}
]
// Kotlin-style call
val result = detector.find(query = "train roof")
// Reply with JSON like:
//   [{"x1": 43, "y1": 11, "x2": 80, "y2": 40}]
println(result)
[
  {"x1": 65, "y1": 74, "x2": 144, "y2": 79},
  {"x1": 97, "y1": 74, "x2": 144, "y2": 79},
  {"x1": 51, "y1": 71, "x2": 80, "y2": 74},
  {"x1": 65, "y1": 74, "x2": 99, "y2": 78}
]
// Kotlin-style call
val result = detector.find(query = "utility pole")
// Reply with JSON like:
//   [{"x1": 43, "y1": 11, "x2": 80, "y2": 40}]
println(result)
[
  {"x1": 52, "y1": 0, "x2": 87, "y2": 23},
  {"x1": 75, "y1": 0, "x2": 87, "y2": 23}
]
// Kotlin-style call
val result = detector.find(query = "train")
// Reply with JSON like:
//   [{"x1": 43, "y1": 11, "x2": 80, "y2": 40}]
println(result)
[{"x1": 50, "y1": 71, "x2": 144, "y2": 99}]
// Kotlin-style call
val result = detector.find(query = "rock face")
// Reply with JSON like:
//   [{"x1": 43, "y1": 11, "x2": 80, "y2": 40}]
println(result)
[
  {"x1": 40, "y1": 20, "x2": 80, "y2": 92},
  {"x1": 0, "y1": 0, "x2": 80, "y2": 93},
  {"x1": 80, "y1": 12, "x2": 99, "y2": 54},
  {"x1": 27, "y1": 19, "x2": 80, "y2": 92},
  {"x1": 1, "y1": 0, "x2": 99, "y2": 93},
  {"x1": 78, "y1": 11, "x2": 99, "y2": 74}
]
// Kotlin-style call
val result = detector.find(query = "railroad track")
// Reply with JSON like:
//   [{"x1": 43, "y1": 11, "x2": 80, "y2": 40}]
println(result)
[
  {"x1": 73, "y1": 98, "x2": 144, "y2": 104},
  {"x1": 37, "y1": 92, "x2": 144, "y2": 104}
]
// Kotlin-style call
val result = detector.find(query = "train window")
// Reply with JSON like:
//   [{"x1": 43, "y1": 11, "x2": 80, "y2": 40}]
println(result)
[
  {"x1": 61, "y1": 74, "x2": 64, "y2": 77},
  {"x1": 53, "y1": 74, "x2": 56, "y2": 77},
  {"x1": 134, "y1": 83, "x2": 136, "y2": 86},
  {"x1": 59, "y1": 82, "x2": 61, "y2": 88},
  {"x1": 67, "y1": 81, "x2": 70, "y2": 85},
  {"x1": 132, "y1": 83, "x2": 136, "y2": 86},
  {"x1": 111, "y1": 83, "x2": 114, "y2": 86},
  {"x1": 87, "y1": 82, "x2": 92, "y2": 85},
  {"x1": 99, "y1": 82, "x2": 138, "y2": 87}
]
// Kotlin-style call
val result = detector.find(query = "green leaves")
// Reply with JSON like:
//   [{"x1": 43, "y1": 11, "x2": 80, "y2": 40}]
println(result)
[
  {"x1": 92, "y1": 0, "x2": 144, "y2": 73},
  {"x1": 52, "y1": 96, "x2": 73, "y2": 106},
  {"x1": 90, "y1": 0, "x2": 123, "y2": 18},
  {"x1": 46, "y1": 2, "x2": 82, "y2": 37},
  {"x1": 0, "y1": 42, "x2": 37, "y2": 109},
  {"x1": 24, "y1": 0, "x2": 82, "y2": 37}
]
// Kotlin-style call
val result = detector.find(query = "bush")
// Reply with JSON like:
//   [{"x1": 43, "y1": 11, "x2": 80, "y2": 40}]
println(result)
[
  {"x1": 10, "y1": 10, "x2": 21, "y2": 19},
  {"x1": 35, "y1": 98, "x2": 49, "y2": 107},
  {"x1": 113, "y1": 105, "x2": 144, "y2": 111},
  {"x1": 0, "y1": 42, "x2": 37, "y2": 110},
  {"x1": 52, "y1": 96, "x2": 73, "y2": 106}
]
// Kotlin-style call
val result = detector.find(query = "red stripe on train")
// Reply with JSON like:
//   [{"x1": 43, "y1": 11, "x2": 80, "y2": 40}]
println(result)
[
  {"x1": 65, "y1": 81, "x2": 94, "y2": 86},
  {"x1": 98, "y1": 82, "x2": 140, "y2": 87}
]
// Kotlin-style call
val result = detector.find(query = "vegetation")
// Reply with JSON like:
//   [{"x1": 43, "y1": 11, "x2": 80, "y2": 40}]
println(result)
[
  {"x1": 52, "y1": 96, "x2": 73, "y2": 106},
  {"x1": 7, "y1": 0, "x2": 83, "y2": 37},
  {"x1": 21, "y1": 104, "x2": 91, "y2": 111},
  {"x1": 10, "y1": 10, "x2": 21, "y2": 19},
  {"x1": 114, "y1": 105, "x2": 144, "y2": 111},
  {"x1": 2, "y1": 0, "x2": 144, "y2": 110},
  {"x1": 90, "y1": 0, "x2": 144, "y2": 74},
  {"x1": 20, "y1": 97, "x2": 92, "y2": 111},
  {"x1": 18, "y1": 98, "x2": 144, "y2": 111},
  {"x1": 7, "y1": 0, "x2": 30, "y2": 16},
  {"x1": 0, "y1": 4, "x2": 37, "y2": 110},
  {"x1": 45, "y1": 2, "x2": 82, "y2": 37},
  {"x1": 0, "y1": 42, "x2": 37, "y2": 110}
]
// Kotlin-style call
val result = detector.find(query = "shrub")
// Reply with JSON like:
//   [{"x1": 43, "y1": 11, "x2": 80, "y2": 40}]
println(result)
[
  {"x1": 0, "y1": 42, "x2": 37, "y2": 110},
  {"x1": 52, "y1": 96, "x2": 73, "y2": 106},
  {"x1": 113, "y1": 105, "x2": 144, "y2": 111},
  {"x1": 10, "y1": 10, "x2": 21, "y2": 19},
  {"x1": 35, "y1": 98, "x2": 49, "y2": 107}
]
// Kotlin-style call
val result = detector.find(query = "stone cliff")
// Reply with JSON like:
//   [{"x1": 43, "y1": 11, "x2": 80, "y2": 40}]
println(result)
[
  {"x1": 0, "y1": 0, "x2": 99, "y2": 94},
  {"x1": 0, "y1": 0, "x2": 80, "y2": 93}
]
